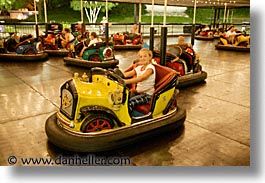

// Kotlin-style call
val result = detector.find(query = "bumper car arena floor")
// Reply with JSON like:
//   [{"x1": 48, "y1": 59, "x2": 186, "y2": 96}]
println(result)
[{"x1": 0, "y1": 37, "x2": 250, "y2": 166}]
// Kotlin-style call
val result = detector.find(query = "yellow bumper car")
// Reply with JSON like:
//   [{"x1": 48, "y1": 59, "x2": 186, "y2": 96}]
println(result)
[{"x1": 45, "y1": 65, "x2": 186, "y2": 152}]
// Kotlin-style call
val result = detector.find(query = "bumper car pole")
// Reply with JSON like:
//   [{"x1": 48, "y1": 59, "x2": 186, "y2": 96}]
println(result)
[
  {"x1": 34, "y1": 0, "x2": 39, "y2": 39},
  {"x1": 223, "y1": 3, "x2": 227, "y2": 31},
  {"x1": 149, "y1": 27, "x2": 155, "y2": 52},
  {"x1": 149, "y1": 0, "x2": 155, "y2": 52},
  {"x1": 213, "y1": 8, "x2": 217, "y2": 31},
  {"x1": 80, "y1": 0, "x2": 85, "y2": 38},
  {"x1": 105, "y1": 23, "x2": 109, "y2": 45},
  {"x1": 191, "y1": 0, "x2": 197, "y2": 46},
  {"x1": 138, "y1": 1, "x2": 142, "y2": 33},
  {"x1": 43, "y1": 0, "x2": 48, "y2": 37},
  {"x1": 44, "y1": 0, "x2": 47, "y2": 23},
  {"x1": 159, "y1": 27, "x2": 167, "y2": 66},
  {"x1": 159, "y1": 0, "x2": 167, "y2": 66}
]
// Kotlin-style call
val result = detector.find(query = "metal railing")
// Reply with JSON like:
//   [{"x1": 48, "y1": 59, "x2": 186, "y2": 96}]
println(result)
[
  {"x1": 81, "y1": 22, "x2": 198, "y2": 36},
  {"x1": 0, "y1": 21, "x2": 250, "y2": 38}
]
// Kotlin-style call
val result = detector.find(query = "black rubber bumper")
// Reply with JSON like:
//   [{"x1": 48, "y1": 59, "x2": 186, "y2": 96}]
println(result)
[
  {"x1": 114, "y1": 45, "x2": 142, "y2": 50},
  {"x1": 215, "y1": 44, "x2": 250, "y2": 52},
  {"x1": 44, "y1": 50, "x2": 68, "y2": 57},
  {"x1": 177, "y1": 71, "x2": 207, "y2": 88},
  {"x1": 63, "y1": 57, "x2": 119, "y2": 68},
  {"x1": 0, "y1": 52, "x2": 48, "y2": 61},
  {"x1": 195, "y1": 36, "x2": 215, "y2": 40},
  {"x1": 45, "y1": 107, "x2": 186, "y2": 152}
]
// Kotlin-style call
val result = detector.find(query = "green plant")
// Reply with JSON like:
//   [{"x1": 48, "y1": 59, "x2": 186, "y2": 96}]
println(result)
[{"x1": 5, "y1": 26, "x2": 16, "y2": 32}]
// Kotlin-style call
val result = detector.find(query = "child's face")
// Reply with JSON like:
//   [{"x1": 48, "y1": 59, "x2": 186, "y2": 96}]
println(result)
[
  {"x1": 138, "y1": 51, "x2": 151, "y2": 65},
  {"x1": 90, "y1": 35, "x2": 95, "y2": 40},
  {"x1": 178, "y1": 37, "x2": 184, "y2": 44}
]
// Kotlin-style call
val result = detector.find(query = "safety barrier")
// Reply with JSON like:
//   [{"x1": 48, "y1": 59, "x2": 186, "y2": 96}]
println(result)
[{"x1": 0, "y1": 21, "x2": 250, "y2": 38}]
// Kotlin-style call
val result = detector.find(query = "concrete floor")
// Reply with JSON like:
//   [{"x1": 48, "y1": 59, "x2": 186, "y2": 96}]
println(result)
[{"x1": 0, "y1": 37, "x2": 250, "y2": 166}]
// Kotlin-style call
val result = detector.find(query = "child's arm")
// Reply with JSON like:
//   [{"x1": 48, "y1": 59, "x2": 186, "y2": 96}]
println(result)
[
  {"x1": 123, "y1": 69, "x2": 136, "y2": 78},
  {"x1": 124, "y1": 68, "x2": 153, "y2": 85}
]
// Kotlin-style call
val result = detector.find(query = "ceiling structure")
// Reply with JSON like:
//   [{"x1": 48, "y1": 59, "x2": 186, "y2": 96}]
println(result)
[{"x1": 96, "y1": 0, "x2": 250, "y2": 8}]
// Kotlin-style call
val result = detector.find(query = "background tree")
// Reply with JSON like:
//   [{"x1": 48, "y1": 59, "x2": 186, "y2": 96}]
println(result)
[
  {"x1": 0, "y1": 0, "x2": 16, "y2": 9},
  {"x1": 185, "y1": 7, "x2": 250, "y2": 24},
  {"x1": 46, "y1": 0, "x2": 70, "y2": 9},
  {"x1": 70, "y1": 0, "x2": 117, "y2": 23},
  {"x1": 107, "y1": 3, "x2": 146, "y2": 22}
]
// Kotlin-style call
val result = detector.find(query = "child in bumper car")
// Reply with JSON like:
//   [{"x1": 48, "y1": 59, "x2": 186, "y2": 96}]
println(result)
[
  {"x1": 225, "y1": 25, "x2": 240, "y2": 44},
  {"x1": 176, "y1": 36, "x2": 193, "y2": 51},
  {"x1": 221, "y1": 25, "x2": 250, "y2": 46},
  {"x1": 123, "y1": 48, "x2": 156, "y2": 115},
  {"x1": 79, "y1": 32, "x2": 102, "y2": 57},
  {"x1": 127, "y1": 24, "x2": 141, "y2": 43},
  {"x1": 44, "y1": 33, "x2": 55, "y2": 45},
  {"x1": 61, "y1": 28, "x2": 74, "y2": 48},
  {"x1": 175, "y1": 36, "x2": 200, "y2": 65},
  {"x1": 100, "y1": 16, "x2": 107, "y2": 34}
]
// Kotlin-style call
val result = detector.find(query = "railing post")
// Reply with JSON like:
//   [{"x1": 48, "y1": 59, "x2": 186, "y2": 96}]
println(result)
[
  {"x1": 160, "y1": 26, "x2": 167, "y2": 66},
  {"x1": 35, "y1": 24, "x2": 39, "y2": 38},
  {"x1": 105, "y1": 23, "x2": 109, "y2": 45},
  {"x1": 45, "y1": 23, "x2": 48, "y2": 36},
  {"x1": 213, "y1": 8, "x2": 217, "y2": 31},
  {"x1": 191, "y1": 24, "x2": 195, "y2": 46},
  {"x1": 149, "y1": 26, "x2": 155, "y2": 52}
]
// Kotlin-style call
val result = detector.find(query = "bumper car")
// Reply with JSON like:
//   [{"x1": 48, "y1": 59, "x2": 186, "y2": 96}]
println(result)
[
  {"x1": 45, "y1": 65, "x2": 186, "y2": 152},
  {"x1": 0, "y1": 34, "x2": 48, "y2": 61},
  {"x1": 195, "y1": 30, "x2": 215, "y2": 40},
  {"x1": 43, "y1": 33, "x2": 75, "y2": 57},
  {"x1": 63, "y1": 41, "x2": 119, "y2": 68},
  {"x1": 112, "y1": 32, "x2": 143, "y2": 50},
  {"x1": 152, "y1": 45, "x2": 207, "y2": 88},
  {"x1": 215, "y1": 34, "x2": 250, "y2": 52},
  {"x1": 213, "y1": 31, "x2": 223, "y2": 39},
  {"x1": 43, "y1": 23, "x2": 73, "y2": 56}
]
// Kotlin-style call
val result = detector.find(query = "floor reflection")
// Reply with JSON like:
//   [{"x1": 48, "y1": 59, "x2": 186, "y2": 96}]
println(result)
[{"x1": 0, "y1": 36, "x2": 250, "y2": 166}]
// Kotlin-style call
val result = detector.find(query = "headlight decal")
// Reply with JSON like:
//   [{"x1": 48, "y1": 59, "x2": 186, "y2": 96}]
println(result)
[
  {"x1": 60, "y1": 79, "x2": 78, "y2": 120},
  {"x1": 62, "y1": 89, "x2": 73, "y2": 114}
]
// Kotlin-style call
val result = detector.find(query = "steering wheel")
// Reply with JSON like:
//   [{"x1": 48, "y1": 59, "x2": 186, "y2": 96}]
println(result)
[
  {"x1": 83, "y1": 39, "x2": 90, "y2": 47},
  {"x1": 167, "y1": 45, "x2": 183, "y2": 57},
  {"x1": 113, "y1": 68, "x2": 125, "y2": 79},
  {"x1": 91, "y1": 67, "x2": 106, "y2": 75},
  {"x1": 92, "y1": 67, "x2": 125, "y2": 86},
  {"x1": 106, "y1": 70, "x2": 126, "y2": 86},
  {"x1": 106, "y1": 70, "x2": 127, "y2": 104}
]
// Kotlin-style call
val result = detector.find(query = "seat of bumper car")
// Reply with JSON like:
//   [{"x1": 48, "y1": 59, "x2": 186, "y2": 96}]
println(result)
[
  {"x1": 134, "y1": 64, "x2": 177, "y2": 115},
  {"x1": 152, "y1": 50, "x2": 178, "y2": 64},
  {"x1": 179, "y1": 51, "x2": 194, "y2": 72}
]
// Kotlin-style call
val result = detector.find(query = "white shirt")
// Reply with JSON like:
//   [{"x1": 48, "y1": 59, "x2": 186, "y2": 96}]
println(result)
[
  {"x1": 203, "y1": 27, "x2": 210, "y2": 31},
  {"x1": 69, "y1": 33, "x2": 74, "y2": 42},
  {"x1": 88, "y1": 38, "x2": 102, "y2": 47},
  {"x1": 100, "y1": 19, "x2": 108, "y2": 24},
  {"x1": 135, "y1": 64, "x2": 156, "y2": 95},
  {"x1": 225, "y1": 30, "x2": 237, "y2": 37}
]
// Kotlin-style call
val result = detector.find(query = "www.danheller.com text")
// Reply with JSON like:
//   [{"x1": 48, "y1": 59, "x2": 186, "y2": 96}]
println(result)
[{"x1": 7, "y1": 154, "x2": 132, "y2": 166}]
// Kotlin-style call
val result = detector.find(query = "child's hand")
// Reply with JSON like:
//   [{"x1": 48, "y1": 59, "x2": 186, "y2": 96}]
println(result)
[{"x1": 171, "y1": 57, "x2": 179, "y2": 63}]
